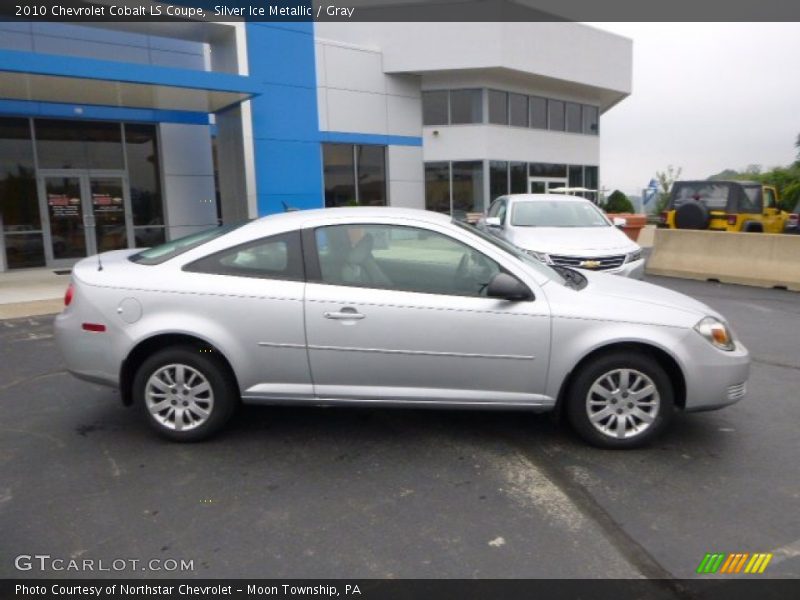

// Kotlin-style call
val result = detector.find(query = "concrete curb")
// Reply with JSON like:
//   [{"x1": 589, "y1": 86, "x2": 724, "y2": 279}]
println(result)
[{"x1": 0, "y1": 299, "x2": 62, "y2": 320}]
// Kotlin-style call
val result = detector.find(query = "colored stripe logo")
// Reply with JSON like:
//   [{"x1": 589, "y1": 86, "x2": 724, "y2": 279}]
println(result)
[{"x1": 696, "y1": 552, "x2": 772, "y2": 574}]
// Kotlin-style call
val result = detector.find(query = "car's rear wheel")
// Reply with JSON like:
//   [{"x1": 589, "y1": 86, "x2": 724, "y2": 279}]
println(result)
[
  {"x1": 566, "y1": 351, "x2": 674, "y2": 449},
  {"x1": 133, "y1": 345, "x2": 238, "y2": 441}
]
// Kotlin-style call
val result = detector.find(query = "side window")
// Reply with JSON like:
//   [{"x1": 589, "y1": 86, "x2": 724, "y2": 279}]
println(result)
[
  {"x1": 184, "y1": 231, "x2": 304, "y2": 281},
  {"x1": 764, "y1": 188, "x2": 776, "y2": 209},
  {"x1": 314, "y1": 224, "x2": 502, "y2": 297},
  {"x1": 488, "y1": 199, "x2": 507, "y2": 223}
]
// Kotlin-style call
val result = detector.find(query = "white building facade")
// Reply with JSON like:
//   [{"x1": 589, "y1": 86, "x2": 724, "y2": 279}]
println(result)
[{"x1": 0, "y1": 17, "x2": 631, "y2": 270}]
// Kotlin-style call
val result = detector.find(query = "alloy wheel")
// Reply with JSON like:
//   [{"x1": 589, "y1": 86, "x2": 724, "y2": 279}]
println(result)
[
  {"x1": 585, "y1": 368, "x2": 660, "y2": 440},
  {"x1": 145, "y1": 363, "x2": 215, "y2": 432}
]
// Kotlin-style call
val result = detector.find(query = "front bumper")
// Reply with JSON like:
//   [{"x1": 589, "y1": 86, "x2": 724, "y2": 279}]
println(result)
[{"x1": 680, "y1": 334, "x2": 750, "y2": 412}]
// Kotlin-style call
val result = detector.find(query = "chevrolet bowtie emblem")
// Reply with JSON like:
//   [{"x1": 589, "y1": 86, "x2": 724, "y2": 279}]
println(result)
[{"x1": 580, "y1": 260, "x2": 601, "y2": 269}]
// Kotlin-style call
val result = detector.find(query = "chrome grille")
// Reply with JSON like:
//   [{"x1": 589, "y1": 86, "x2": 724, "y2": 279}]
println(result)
[
  {"x1": 548, "y1": 254, "x2": 627, "y2": 271},
  {"x1": 727, "y1": 382, "x2": 747, "y2": 402}
]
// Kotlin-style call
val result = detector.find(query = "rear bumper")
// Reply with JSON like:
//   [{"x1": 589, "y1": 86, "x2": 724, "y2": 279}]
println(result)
[{"x1": 54, "y1": 310, "x2": 120, "y2": 388}]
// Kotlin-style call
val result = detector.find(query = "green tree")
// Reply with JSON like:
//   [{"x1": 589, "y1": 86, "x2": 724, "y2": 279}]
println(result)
[
  {"x1": 654, "y1": 165, "x2": 682, "y2": 213},
  {"x1": 795, "y1": 133, "x2": 800, "y2": 166},
  {"x1": 604, "y1": 190, "x2": 634, "y2": 214}
]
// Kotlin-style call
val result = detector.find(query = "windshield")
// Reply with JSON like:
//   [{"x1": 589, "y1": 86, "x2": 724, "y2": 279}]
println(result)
[
  {"x1": 511, "y1": 200, "x2": 610, "y2": 228},
  {"x1": 129, "y1": 222, "x2": 247, "y2": 265},
  {"x1": 453, "y1": 220, "x2": 566, "y2": 286}
]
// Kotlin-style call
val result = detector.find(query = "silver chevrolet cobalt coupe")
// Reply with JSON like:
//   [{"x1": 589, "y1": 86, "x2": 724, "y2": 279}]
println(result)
[{"x1": 54, "y1": 208, "x2": 750, "y2": 448}]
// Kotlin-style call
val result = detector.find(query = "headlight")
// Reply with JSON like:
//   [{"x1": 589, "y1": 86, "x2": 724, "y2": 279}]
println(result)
[
  {"x1": 525, "y1": 249, "x2": 551, "y2": 264},
  {"x1": 694, "y1": 317, "x2": 736, "y2": 351},
  {"x1": 626, "y1": 248, "x2": 643, "y2": 263}
]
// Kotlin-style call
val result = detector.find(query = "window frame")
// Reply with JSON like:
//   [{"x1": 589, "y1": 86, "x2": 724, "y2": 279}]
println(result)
[
  {"x1": 182, "y1": 230, "x2": 305, "y2": 281},
  {"x1": 304, "y1": 222, "x2": 511, "y2": 299}
]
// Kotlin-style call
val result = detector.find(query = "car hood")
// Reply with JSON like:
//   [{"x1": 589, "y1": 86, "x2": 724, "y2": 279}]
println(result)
[
  {"x1": 507, "y1": 226, "x2": 636, "y2": 255},
  {"x1": 552, "y1": 268, "x2": 723, "y2": 325}
]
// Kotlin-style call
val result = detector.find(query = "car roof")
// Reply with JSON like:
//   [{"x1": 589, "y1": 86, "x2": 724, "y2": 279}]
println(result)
[
  {"x1": 675, "y1": 180, "x2": 760, "y2": 186},
  {"x1": 227, "y1": 206, "x2": 454, "y2": 240},
  {"x1": 503, "y1": 194, "x2": 591, "y2": 203},
  {"x1": 252, "y1": 206, "x2": 449, "y2": 226}
]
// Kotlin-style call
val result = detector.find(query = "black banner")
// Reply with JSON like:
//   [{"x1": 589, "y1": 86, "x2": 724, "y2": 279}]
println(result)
[
  {"x1": 3, "y1": 579, "x2": 800, "y2": 600},
  {"x1": 2, "y1": 0, "x2": 800, "y2": 23}
]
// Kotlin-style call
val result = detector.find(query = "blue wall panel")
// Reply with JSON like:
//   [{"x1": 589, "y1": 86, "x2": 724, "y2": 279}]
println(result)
[{"x1": 246, "y1": 22, "x2": 323, "y2": 215}]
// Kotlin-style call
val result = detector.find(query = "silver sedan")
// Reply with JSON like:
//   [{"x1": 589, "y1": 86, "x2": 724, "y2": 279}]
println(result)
[{"x1": 54, "y1": 207, "x2": 750, "y2": 448}]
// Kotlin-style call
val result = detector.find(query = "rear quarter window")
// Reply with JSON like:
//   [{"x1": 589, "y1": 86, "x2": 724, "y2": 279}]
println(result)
[{"x1": 183, "y1": 231, "x2": 304, "y2": 281}]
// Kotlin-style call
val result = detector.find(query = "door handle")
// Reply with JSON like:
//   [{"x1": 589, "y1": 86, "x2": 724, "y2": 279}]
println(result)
[{"x1": 324, "y1": 309, "x2": 365, "y2": 320}]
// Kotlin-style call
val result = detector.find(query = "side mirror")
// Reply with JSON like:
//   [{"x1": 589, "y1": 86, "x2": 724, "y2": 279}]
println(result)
[
  {"x1": 612, "y1": 217, "x2": 627, "y2": 228},
  {"x1": 485, "y1": 216, "x2": 502, "y2": 228},
  {"x1": 486, "y1": 272, "x2": 533, "y2": 301}
]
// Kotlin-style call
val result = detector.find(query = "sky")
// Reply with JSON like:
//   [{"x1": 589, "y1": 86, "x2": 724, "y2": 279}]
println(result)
[{"x1": 589, "y1": 23, "x2": 800, "y2": 197}]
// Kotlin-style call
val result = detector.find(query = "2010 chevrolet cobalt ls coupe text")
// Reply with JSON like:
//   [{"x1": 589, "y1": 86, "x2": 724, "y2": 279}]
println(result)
[{"x1": 54, "y1": 208, "x2": 750, "y2": 448}]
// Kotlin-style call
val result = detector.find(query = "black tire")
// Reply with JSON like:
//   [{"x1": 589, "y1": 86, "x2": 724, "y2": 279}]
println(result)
[
  {"x1": 566, "y1": 351, "x2": 675, "y2": 449},
  {"x1": 674, "y1": 201, "x2": 710, "y2": 230},
  {"x1": 132, "y1": 345, "x2": 239, "y2": 442}
]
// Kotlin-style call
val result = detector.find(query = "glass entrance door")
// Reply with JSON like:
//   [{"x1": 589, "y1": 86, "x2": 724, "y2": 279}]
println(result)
[
  {"x1": 528, "y1": 177, "x2": 568, "y2": 194},
  {"x1": 38, "y1": 170, "x2": 133, "y2": 267}
]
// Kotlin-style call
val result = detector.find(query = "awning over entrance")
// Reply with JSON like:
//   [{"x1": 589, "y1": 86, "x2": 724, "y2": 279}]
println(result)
[{"x1": 0, "y1": 49, "x2": 258, "y2": 113}]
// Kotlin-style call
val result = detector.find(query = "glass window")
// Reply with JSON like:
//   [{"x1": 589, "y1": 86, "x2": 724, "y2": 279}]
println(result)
[
  {"x1": 451, "y1": 161, "x2": 485, "y2": 216},
  {"x1": 425, "y1": 162, "x2": 450, "y2": 214},
  {"x1": 529, "y1": 163, "x2": 567, "y2": 178},
  {"x1": 764, "y1": 188, "x2": 777, "y2": 209},
  {"x1": 35, "y1": 119, "x2": 123, "y2": 169},
  {"x1": 487, "y1": 198, "x2": 508, "y2": 223},
  {"x1": 548, "y1": 100, "x2": 565, "y2": 131},
  {"x1": 565, "y1": 102, "x2": 582, "y2": 133},
  {"x1": 583, "y1": 105, "x2": 599, "y2": 135},
  {"x1": 489, "y1": 161, "x2": 508, "y2": 202},
  {"x1": 529, "y1": 96, "x2": 547, "y2": 129},
  {"x1": 568, "y1": 165, "x2": 583, "y2": 191},
  {"x1": 323, "y1": 144, "x2": 356, "y2": 208},
  {"x1": 323, "y1": 144, "x2": 386, "y2": 207},
  {"x1": 0, "y1": 118, "x2": 43, "y2": 268},
  {"x1": 314, "y1": 224, "x2": 501, "y2": 297},
  {"x1": 511, "y1": 200, "x2": 610, "y2": 227},
  {"x1": 124, "y1": 124, "x2": 164, "y2": 229},
  {"x1": 488, "y1": 90, "x2": 508, "y2": 125},
  {"x1": 356, "y1": 145, "x2": 386, "y2": 206},
  {"x1": 0, "y1": 119, "x2": 38, "y2": 229},
  {"x1": 584, "y1": 166, "x2": 599, "y2": 203},
  {"x1": 510, "y1": 162, "x2": 527, "y2": 194},
  {"x1": 422, "y1": 91, "x2": 449, "y2": 126},
  {"x1": 450, "y1": 89, "x2": 482, "y2": 124},
  {"x1": 130, "y1": 222, "x2": 246, "y2": 265},
  {"x1": 509, "y1": 93, "x2": 528, "y2": 127},
  {"x1": 185, "y1": 231, "x2": 304, "y2": 281}
]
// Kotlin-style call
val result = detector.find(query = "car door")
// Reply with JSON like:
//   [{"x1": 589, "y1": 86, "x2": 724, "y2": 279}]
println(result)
[
  {"x1": 302, "y1": 221, "x2": 552, "y2": 406},
  {"x1": 182, "y1": 230, "x2": 312, "y2": 400}
]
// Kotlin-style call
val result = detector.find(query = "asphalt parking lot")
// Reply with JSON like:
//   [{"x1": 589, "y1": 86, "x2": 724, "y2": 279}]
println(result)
[{"x1": 0, "y1": 275, "x2": 798, "y2": 581}]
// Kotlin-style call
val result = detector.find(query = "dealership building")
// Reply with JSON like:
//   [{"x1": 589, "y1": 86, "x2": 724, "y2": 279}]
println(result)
[{"x1": 0, "y1": 15, "x2": 632, "y2": 270}]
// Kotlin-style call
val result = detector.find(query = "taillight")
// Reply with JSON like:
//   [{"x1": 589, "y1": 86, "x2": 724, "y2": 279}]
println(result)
[
  {"x1": 727, "y1": 214, "x2": 737, "y2": 226},
  {"x1": 64, "y1": 283, "x2": 74, "y2": 307}
]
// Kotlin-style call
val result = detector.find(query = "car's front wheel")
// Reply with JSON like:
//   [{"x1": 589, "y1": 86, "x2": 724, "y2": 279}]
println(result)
[
  {"x1": 133, "y1": 345, "x2": 238, "y2": 442},
  {"x1": 566, "y1": 351, "x2": 674, "y2": 449}
]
